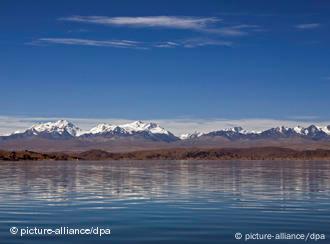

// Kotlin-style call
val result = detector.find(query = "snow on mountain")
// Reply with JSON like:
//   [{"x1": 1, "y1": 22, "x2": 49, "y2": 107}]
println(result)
[
  {"x1": 293, "y1": 125, "x2": 330, "y2": 136},
  {"x1": 223, "y1": 126, "x2": 252, "y2": 135},
  {"x1": 3, "y1": 130, "x2": 22, "y2": 136},
  {"x1": 294, "y1": 126, "x2": 304, "y2": 134},
  {"x1": 180, "y1": 131, "x2": 204, "y2": 140},
  {"x1": 120, "y1": 121, "x2": 170, "y2": 135},
  {"x1": 8, "y1": 120, "x2": 84, "y2": 138},
  {"x1": 223, "y1": 127, "x2": 243, "y2": 133},
  {"x1": 30, "y1": 120, "x2": 82, "y2": 136},
  {"x1": 323, "y1": 126, "x2": 330, "y2": 135},
  {"x1": 302, "y1": 125, "x2": 318, "y2": 135},
  {"x1": 81, "y1": 121, "x2": 178, "y2": 142},
  {"x1": 88, "y1": 123, "x2": 126, "y2": 135},
  {"x1": 201, "y1": 125, "x2": 330, "y2": 140},
  {"x1": 87, "y1": 121, "x2": 170, "y2": 135},
  {"x1": 2, "y1": 121, "x2": 330, "y2": 142},
  {"x1": 300, "y1": 125, "x2": 329, "y2": 139},
  {"x1": 205, "y1": 126, "x2": 256, "y2": 139}
]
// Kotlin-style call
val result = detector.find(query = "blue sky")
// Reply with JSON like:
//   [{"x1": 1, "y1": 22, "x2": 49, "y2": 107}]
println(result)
[{"x1": 1, "y1": 0, "x2": 330, "y2": 133}]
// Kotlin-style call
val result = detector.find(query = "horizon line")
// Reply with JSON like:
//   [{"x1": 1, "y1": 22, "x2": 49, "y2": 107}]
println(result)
[{"x1": 0, "y1": 115, "x2": 330, "y2": 136}]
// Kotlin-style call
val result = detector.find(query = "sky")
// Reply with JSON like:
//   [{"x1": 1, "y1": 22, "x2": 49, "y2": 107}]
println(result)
[{"x1": 1, "y1": 0, "x2": 330, "y2": 134}]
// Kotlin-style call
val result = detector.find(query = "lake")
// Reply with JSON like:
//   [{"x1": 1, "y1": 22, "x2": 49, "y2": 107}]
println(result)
[{"x1": 0, "y1": 160, "x2": 329, "y2": 243}]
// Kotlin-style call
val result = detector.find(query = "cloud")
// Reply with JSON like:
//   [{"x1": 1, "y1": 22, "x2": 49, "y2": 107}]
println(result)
[
  {"x1": 180, "y1": 38, "x2": 233, "y2": 48},
  {"x1": 153, "y1": 41, "x2": 180, "y2": 48},
  {"x1": 295, "y1": 23, "x2": 321, "y2": 29},
  {"x1": 0, "y1": 116, "x2": 329, "y2": 136},
  {"x1": 153, "y1": 39, "x2": 232, "y2": 48},
  {"x1": 32, "y1": 38, "x2": 142, "y2": 49},
  {"x1": 208, "y1": 24, "x2": 262, "y2": 36},
  {"x1": 60, "y1": 15, "x2": 221, "y2": 31},
  {"x1": 30, "y1": 37, "x2": 233, "y2": 49},
  {"x1": 60, "y1": 15, "x2": 260, "y2": 36}
]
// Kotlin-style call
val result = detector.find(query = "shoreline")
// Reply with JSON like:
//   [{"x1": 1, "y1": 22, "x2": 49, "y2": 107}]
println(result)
[{"x1": 1, "y1": 147, "x2": 330, "y2": 161}]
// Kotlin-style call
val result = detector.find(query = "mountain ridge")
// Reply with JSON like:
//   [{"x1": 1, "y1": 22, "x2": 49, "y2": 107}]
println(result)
[
  {"x1": 1, "y1": 120, "x2": 330, "y2": 152},
  {"x1": 3, "y1": 119, "x2": 330, "y2": 139}
]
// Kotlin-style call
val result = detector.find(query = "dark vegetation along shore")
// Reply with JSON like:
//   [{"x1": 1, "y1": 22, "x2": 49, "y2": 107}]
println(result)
[{"x1": 1, "y1": 147, "x2": 330, "y2": 161}]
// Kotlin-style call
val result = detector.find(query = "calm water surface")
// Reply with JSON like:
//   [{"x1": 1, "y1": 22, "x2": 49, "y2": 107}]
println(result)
[{"x1": 0, "y1": 160, "x2": 329, "y2": 243}]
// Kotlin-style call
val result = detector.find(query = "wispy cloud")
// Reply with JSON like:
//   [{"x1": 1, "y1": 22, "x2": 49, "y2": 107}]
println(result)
[
  {"x1": 30, "y1": 37, "x2": 233, "y2": 49},
  {"x1": 60, "y1": 15, "x2": 260, "y2": 36},
  {"x1": 210, "y1": 24, "x2": 262, "y2": 36},
  {"x1": 295, "y1": 23, "x2": 321, "y2": 30},
  {"x1": 32, "y1": 38, "x2": 142, "y2": 49},
  {"x1": 153, "y1": 41, "x2": 180, "y2": 48},
  {"x1": 180, "y1": 38, "x2": 233, "y2": 48},
  {"x1": 153, "y1": 38, "x2": 232, "y2": 48},
  {"x1": 60, "y1": 15, "x2": 221, "y2": 30}
]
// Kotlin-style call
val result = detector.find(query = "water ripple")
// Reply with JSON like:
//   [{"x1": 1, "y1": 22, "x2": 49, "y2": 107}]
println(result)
[{"x1": 0, "y1": 160, "x2": 329, "y2": 243}]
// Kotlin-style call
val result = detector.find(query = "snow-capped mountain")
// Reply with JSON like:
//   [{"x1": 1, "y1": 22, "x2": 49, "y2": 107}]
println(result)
[
  {"x1": 180, "y1": 131, "x2": 204, "y2": 140},
  {"x1": 121, "y1": 121, "x2": 170, "y2": 135},
  {"x1": 2, "y1": 120, "x2": 179, "y2": 142},
  {"x1": 6, "y1": 120, "x2": 83, "y2": 139},
  {"x1": 324, "y1": 125, "x2": 330, "y2": 135},
  {"x1": 86, "y1": 121, "x2": 171, "y2": 135},
  {"x1": 1, "y1": 121, "x2": 330, "y2": 148},
  {"x1": 200, "y1": 125, "x2": 330, "y2": 140},
  {"x1": 260, "y1": 125, "x2": 329, "y2": 139},
  {"x1": 81, "y1": 121, "x2": 179, "y2": 142},
  {"x1": 205, "y1": 126, "x2": 255, "y2": 140},
  {"x1": 87, "y1": 123, "x2": 127, "y2": 135},
  {"x1": 257, "y1": 126, "x2": 299, "y2": 139}
]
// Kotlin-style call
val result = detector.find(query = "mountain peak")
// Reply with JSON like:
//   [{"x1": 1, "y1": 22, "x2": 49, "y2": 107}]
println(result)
[
  {"x1": 27, "y1": 120, "x2": 82, "y2": 137},
  {"x1": 303, "y1": 125, "x2": 321, "y2": 134},
  {"x1": 224, "y1": 126, "x2": 244, "y2": 133},
  {"x1": 131, "y1": 120, "x2": 144, "y2": 125},
  {"x1": 294, "y1": 126, "x2": 304, "y2": 134},
  {"x1": 83, "y1": 120, "x2": 172, "y2": 138},
  {"x1": 180, "y1": 131, "x2": 204, "y2": 140},
  {"x1": 121, "y1": 121, "x2": 169, "y2": 135},
  {"x1": 31, "y1": 119, "x2": 70, "y2": 128},
  {"x1": 3, "y1": 121, "x2": 330, "y2": 142},
  {"x1": 88, "y1": 123, "x2": 119, "y2": 134},
  {"x1": 324, "y1": 125, "x2": 330, "y2": 135},
  {"x1": 275, "y1": 126, "x2": 289, "y2": 133}
]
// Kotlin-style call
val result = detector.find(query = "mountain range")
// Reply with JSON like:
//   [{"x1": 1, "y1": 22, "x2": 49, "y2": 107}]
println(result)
[{"x1": 0, "y1": 120, "x2": 330, "y2": 152}]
